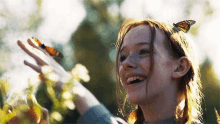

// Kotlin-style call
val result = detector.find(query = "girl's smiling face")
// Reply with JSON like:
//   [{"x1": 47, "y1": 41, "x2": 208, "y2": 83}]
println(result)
[{"x1": 119, "y1": 25, "x2": 178, "y2": 105}]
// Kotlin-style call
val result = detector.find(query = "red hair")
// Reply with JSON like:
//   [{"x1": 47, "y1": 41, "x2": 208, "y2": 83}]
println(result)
[{"x1": 115, "y1": 19, "x2": 203, "y2": 124}]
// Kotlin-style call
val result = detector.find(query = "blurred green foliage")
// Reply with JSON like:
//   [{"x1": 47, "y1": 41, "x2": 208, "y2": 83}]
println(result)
[{"x1": 200, "y1": 58, "x2": 220, "y2": 123}]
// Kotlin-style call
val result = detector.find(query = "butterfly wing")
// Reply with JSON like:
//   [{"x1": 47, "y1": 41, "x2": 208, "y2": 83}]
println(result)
[
  {"x1": 31, "y1": 37, "x2": 63, "y2": 58},
  {"x1": 173, "y1": 20, "x2": 196, "y2": 33},
  {"x1": 45, "y1": 46, "x2": 63, "y2": 58},
  {"x1": 187, "y1": 20, "x2": 196, "y2": 25},
  {"x1": 173, "y1": 21, "x2": 190, "y2": 33},
  {"x1": 32, "y1": 37, "x2": 43, "y2": 47}
]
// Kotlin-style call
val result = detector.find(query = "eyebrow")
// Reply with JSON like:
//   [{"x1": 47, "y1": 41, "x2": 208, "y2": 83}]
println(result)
[{"x1": 120, "y1": 42, "x2": 150, "y2": 52}]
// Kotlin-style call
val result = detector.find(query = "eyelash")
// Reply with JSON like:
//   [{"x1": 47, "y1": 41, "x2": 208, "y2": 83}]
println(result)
[{"x1": 139, "y1": 49, "x2": 149, "y2": 55}]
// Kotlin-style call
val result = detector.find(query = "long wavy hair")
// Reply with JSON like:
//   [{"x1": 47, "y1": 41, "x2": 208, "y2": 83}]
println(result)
[{"x1": 115, "y1": 19, "x2": 203, "y2": 124}]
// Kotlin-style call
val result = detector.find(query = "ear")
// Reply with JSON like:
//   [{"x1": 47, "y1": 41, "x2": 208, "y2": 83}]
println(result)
[{"x1": 172, "y1": 56, "x2": 191, "y2": 79}]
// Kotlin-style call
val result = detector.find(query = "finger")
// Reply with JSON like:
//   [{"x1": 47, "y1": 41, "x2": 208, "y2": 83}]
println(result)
[
  {"x1": 28, "y1": 38, "x2": 51, "y2": 57},
  {"x1": 24, "y1": 60, "x2": 42, "y2": 73},
  {"x1": 17, "y1": 40, "x2": 47, "y2": 66},
  {"x1": 27, "y1": 38, "x2": 39, "y2": 48},
  {"x1": 28, "y1": 38, "x2": 46, "y2": 52}
]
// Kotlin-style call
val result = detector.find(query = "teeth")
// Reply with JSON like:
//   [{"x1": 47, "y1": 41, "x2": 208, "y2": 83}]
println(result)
[
  {"x1": 127, "y1": 76, "x2": 146, "y2": 84},
  {"x1": 134, "y1": 76, "x2": 137, "y2": 80},
  {"x1": 127, "y1": 77, "x2": 133, "y2": 83}
]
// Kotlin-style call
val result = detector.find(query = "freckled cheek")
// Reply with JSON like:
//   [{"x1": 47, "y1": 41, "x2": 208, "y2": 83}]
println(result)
[{"x1": 140, "y1": 60, "x2": 150, "y2": 73}]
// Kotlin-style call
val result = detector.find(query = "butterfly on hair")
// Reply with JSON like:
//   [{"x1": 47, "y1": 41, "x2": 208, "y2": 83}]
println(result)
[
  {"x1": 31, "y1": 37, "x2": 63, "y2": 58},
  {"x1": 173, "y1": 20, "x2": 196, "y2": 33}
]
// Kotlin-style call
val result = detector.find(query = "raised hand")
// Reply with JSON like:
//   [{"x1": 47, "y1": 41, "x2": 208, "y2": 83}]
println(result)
[
  {"x1": 17, "y1": 38, "x2": 71, "y2": 84},
  {"x1": 17, "y1": 37, "x2": 100, "y2": 117}
]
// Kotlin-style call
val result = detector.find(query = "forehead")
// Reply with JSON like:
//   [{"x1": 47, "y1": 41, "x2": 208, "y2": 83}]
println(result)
[{"x1": 122, "y1": 25, "x2": 167, "y2": 48}]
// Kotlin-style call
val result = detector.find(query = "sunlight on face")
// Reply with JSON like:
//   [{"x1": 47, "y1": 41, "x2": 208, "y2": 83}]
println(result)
[{"x1": 119, "y1": 25, "x2": 177, "y2": 105}]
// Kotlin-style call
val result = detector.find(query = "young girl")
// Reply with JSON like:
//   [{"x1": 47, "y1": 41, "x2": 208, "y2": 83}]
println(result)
[{"x1": 17, "y1": 18, "x2": 203, "y2": 124}]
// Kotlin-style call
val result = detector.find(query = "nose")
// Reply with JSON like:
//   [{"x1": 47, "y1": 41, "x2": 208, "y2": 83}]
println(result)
[{"x1": 121, "y1": 53, "x2": 138, "y2": 70}]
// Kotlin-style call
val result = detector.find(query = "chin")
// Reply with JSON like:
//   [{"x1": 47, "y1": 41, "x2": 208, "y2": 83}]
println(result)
[{"x1": 127, "y1": 93, "x2": 146, "y2": 105}]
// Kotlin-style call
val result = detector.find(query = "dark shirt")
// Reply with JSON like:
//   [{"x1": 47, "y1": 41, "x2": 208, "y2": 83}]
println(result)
[
  {"x1": 76, "y1": 104, "x2": 202, "y2": 124},
  {"x1": 77, "y1": 104, "x2": 126, "y2": 124}
]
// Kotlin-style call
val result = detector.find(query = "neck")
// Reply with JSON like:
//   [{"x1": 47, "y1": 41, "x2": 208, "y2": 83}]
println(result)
[{"x1": 140, "y1": 82, "x2": 178, "y2": 122}]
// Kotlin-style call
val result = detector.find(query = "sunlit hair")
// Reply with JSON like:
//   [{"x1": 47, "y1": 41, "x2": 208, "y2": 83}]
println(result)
[{"x1": 115, "y1": 19, "x2": 203, "y2": 124}]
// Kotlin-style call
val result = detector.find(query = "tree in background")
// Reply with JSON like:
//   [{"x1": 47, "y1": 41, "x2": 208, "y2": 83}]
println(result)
[
  {"x1": 64, "y1": 0, "x2": 124, "y2": 123},
  {"x1": 200, "y1": 58, "x2": 220, "y2": 123}
]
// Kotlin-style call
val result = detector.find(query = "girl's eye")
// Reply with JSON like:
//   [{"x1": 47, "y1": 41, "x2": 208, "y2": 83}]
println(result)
[
  {"x1": 119, "y1": 56, "x2": 126, "y2": 62},
  {"x1": 140, "y1": 49, "x2": 149, "y2": 55}
]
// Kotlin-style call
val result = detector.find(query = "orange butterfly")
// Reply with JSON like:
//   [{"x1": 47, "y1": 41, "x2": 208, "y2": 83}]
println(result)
[
  {"x1": 173, "y1": 20, "x2": 196, "y2": 33},
  {"x1": 32, "y1": 37, "x2": 63, "y2": 58}
]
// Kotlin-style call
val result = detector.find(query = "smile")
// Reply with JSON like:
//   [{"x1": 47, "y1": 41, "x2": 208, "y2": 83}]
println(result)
[{"x1": 127, "y1": 76, "x2": 146, "y2": 85}]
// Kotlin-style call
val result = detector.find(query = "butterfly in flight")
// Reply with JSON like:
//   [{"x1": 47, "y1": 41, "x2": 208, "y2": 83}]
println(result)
[
  {"x1": 173, "y1": 20, "x2": 196, "y2": 33},
  {"x1": 31, "y1": 37, "x2": 63, "y2": 58}
]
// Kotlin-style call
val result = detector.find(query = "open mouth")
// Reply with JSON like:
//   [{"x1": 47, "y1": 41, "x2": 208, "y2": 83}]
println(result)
[{"x1": 127, "y1": 76, "x2": 146, "y2": 85}]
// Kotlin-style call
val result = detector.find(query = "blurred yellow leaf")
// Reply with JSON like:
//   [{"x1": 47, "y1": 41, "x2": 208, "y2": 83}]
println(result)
[{"x1": 51, "y1": 111, "x2": 62, "y2": 122}]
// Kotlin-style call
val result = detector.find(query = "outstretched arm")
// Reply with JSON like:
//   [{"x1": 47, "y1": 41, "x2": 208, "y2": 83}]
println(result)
[
  {"x1": 17, "y1": 38, "x2": 100, "y2": 115},
  {"x1": 17, "y1": 38, "x2": 127, "y2": 124}
]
